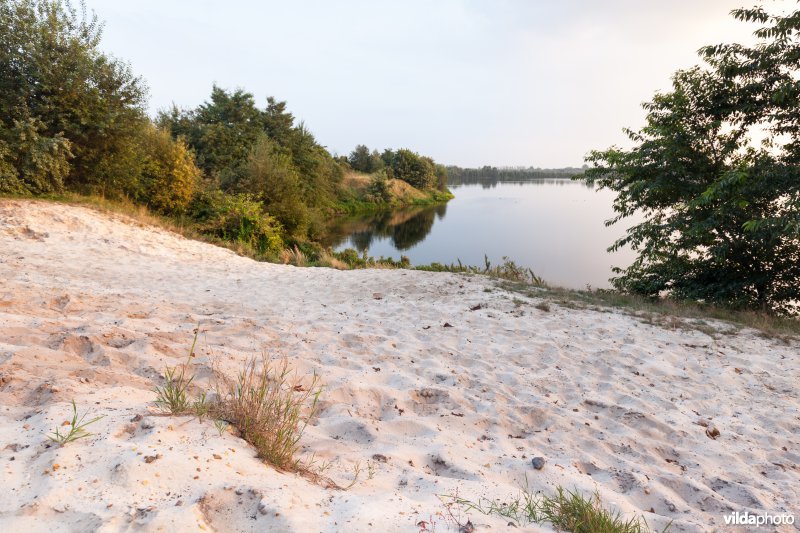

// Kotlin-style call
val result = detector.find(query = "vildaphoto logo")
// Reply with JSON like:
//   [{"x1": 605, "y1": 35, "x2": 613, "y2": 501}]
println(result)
[{"x1": 723, "y1": 511, "x2": 795, "y2": 527}]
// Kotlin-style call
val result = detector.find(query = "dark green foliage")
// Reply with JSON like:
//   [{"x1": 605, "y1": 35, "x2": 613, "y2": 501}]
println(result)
[
  {"x1": 0, "y1": 117, "x2": 72, "y2": 194},
  {"x1": 158, "y1": 86, "x2": 263, "y2": 182},
  {"x1": 348, "y1": 145, "x2": 384, "y2": 173},
  {"x1": 1, "y1": 0, "x2": 452, "y2": 260},
  {"x1": 579, "y1": 5, "x2": 800, "y2": 314},
  {"x1": 235, "y1": 134, "x2": 309, "y2": 235},
  {"x1": 366, "y1": 170, "x2": 392, "y2": 203},
  {"x1": 189, "y1": 191, "x2": 283, "y2": 256},
  {"x1": 159, "y1": 87, "x2": 345, "y2": 238},
  {"x1": 286, "y1": 122, "x2": 342, "y2": 207},
  {"x1": 381, "y1": 148, "x2": 437, "y2": 190},
  {"x1": 262, "y1": 97, "x2": 295, "y2": 147},
  {"x1": 1, "y1": 0, "x2": 148, "y2": 196}
]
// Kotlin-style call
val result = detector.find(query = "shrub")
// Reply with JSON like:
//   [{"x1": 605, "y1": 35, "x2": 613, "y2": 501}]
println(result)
[
  {"x1": 189, "y1": 190, "x2": 284, "y2": 256},
  {"x1": 213, "y1": 355, "x2": 321, "y2": 471},
  {"x1": 137, "y1": 126, "x2": 200, "y2": 214},
  {"x1": 0, "y1": 118, "x2": 73, "y2": 195},
  {"x1": 383, "y1": 148, "x2": 437, "y2": 190},
  {"x1": 233, "y1": 134, "x2": 310, "y2": 236},
  {"x1": 366, "y1": 170, "x2": 392, "y2": 203}
]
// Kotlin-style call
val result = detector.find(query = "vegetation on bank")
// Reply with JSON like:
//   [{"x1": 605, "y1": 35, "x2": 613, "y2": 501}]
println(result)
[{"x1": 0, "y1": 0, "x2": 451, "y2": 258}]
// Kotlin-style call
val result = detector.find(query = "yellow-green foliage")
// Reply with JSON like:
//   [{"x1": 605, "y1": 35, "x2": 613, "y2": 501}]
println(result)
[
  {"x1": 190, "y1": 190, "x2": 284, "y2": 256},
  {"x1": 139, "y1": 126, "x2": 200, "y2": 214}
]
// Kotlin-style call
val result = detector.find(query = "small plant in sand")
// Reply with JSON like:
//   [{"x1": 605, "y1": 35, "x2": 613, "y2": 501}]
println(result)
[
  {"x1": 440, "y1": 485, "x2": 669, "y2": 533},
  {"x1": 213, "y1": 418, "x2": 229, "y2": 436},
  {"x1": 153, "y1": 329, "x2": 199, "y2": 414},
  {"x1": 193, "y1": 392, "x2": 210, "y2": 420},
  {"x1": 48, "y1": 400, "x2": 104, "y2": 446},
  {"x1": 212, "y1": 355, "x2": 321, "y2": 471}
]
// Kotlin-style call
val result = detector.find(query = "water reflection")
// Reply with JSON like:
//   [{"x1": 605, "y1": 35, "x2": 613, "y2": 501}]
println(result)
[
  {"x1": 452, "y1": 178, "x2": 596, "y2": 190},
  {"x1": 322, "y1": 181, "x2": 637, "y2": 289},
  {"x1": 323, "y1": 203, "x2": 446, "y2": 251}
]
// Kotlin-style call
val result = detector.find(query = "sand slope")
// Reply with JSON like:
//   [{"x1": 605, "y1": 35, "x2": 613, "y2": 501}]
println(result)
[{"x1": 0, "y1": 200, "x2": 797, "y2": 532}]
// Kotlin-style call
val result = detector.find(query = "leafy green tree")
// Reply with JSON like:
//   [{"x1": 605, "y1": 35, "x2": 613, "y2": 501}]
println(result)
[
  {"x1": 348, "y1": 145, "x2": 372, "y2": 172},
  {"x1": 262, "y1": 97, "x2": 295, "y2": 147},
  {"x1": 1, "y1": 0, "x2": 147, "y2": 196},
  {"x1": 0, "y1": 117, "x2": 72, "y2": 195},
  {"x1": 388, "y1": 149, "x2": 437, "y2": 190},
  {"x1": 237, "y1": 134, "x2": 308, "y2": 235},
  {"x1": 700, "y1": 6, "x2": 800, "y2": 235},
  {"x1": 348, "y1": 145, "x2": 384, "y2": 173},
  {"x1": 159, "y1": 86, "x2": 263, "y2": 183},
  {"x1": 580, "y1": 5, "x2": 800, "y2": 313},
  {"x1": 366, "y1": 170, "x2": 392, "y2": 202}
]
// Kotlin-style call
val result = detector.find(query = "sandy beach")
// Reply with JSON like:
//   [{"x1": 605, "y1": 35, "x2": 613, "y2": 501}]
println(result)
[{"x1": 0, "y1": 199, "x2": 797, "y2": 532}]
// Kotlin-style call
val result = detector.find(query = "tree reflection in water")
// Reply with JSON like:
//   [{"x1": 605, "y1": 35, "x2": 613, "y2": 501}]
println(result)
[{"x1": 323, "y1": 203, "x2": 447, "y2": 252}]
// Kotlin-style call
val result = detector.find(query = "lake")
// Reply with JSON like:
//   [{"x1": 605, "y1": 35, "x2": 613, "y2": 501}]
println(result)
[{"x1": 323, "y1": 180, "x2": 638, "y2": 289}]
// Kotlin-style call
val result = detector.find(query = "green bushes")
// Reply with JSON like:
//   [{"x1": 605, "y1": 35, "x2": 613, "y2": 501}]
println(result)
[
  {"x1": 382, "y1": 148, "x2": 437, "y2": 190},
  {"x1": 190, "y1": 191, "x2": 284, "y2": 257},
  {"x1": 233, "y1": 135, "x2": 310, "y2": 236},
  {"x1": 159, "y1": 87, "x2": 345, "y2": 241},
  {"x1": 366, "y1": 171, "x2": 392, "y2": 203},
  {"x1": 1, "y1": 0, "x2": 147, "y2": 196},
  {"x1": 0, "y1": 118, "x2": 73, "y2": 195},
  {"x1": 0, "y1": 0, "x2": 454, "y2": 258}
]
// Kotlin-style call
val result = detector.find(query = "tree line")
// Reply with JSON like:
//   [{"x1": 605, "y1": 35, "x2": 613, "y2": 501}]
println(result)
[
  {"x1": 0, "y1": 0, "x2": 449, "y2": 258},
  {"x1": 446, "y1": 166, "x2": 583, "y2": 186}
]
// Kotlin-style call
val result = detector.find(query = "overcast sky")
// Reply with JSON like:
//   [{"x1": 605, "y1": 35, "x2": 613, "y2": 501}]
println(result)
[{"x1": 85, "y1": 0, "x2": 794, "y2": 167}]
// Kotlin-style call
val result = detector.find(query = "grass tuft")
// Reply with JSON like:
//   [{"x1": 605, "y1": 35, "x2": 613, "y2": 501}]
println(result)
[
  {"x1": 416, "y1": 255, "x2": 546, "y2": 286},
  {"x1": 48, "y1": 400, "x2": 104, "y2": 446},
  {"x1": 153, "y1": 329, "x2": 199, "y2": 414},
  {"x1": 212, "y1": 355, "x2": 321, "y2": 471},
  {"x1": 440, "y1": 485, "x2": 669, "y2": 533},
  {"x1": 280, "y1": 245, "x2": 307, "y2": 266}
]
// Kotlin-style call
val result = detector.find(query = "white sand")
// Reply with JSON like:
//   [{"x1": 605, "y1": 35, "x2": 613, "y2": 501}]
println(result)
[{"x1": 0, "y1": 199, "x2": 797, "y2": 532}]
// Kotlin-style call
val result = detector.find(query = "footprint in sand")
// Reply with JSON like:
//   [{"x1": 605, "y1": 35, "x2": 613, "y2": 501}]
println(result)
[
  {"x1": 49, "y1": 333, "x2": 110, "y2": 366},
  {"x1": 409, "y1": 388, "x2": 456, "y2": 415},
  {"x1": 197, "y1": 488, "x2": 291, "y2": 532}
]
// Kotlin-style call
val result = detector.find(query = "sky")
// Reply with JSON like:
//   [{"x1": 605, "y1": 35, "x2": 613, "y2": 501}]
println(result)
[{"x1": 85, "y1": 0, "x2": 795, "y2": 168}]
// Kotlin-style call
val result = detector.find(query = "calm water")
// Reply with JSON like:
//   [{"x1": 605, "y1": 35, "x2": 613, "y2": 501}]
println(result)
[{"x1": 324, "y1": 180, "x2": 638, "y2": 289}]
